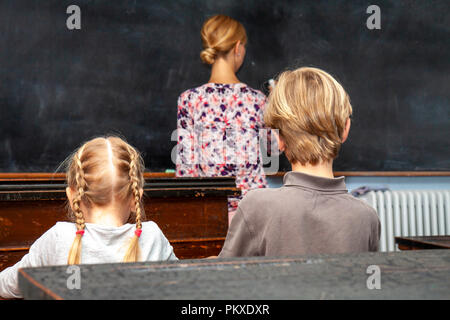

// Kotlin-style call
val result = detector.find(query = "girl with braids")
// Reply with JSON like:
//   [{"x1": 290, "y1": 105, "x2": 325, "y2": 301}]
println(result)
[{"x1": 0, "y1": 136, "x2": 177, "y2": 299}]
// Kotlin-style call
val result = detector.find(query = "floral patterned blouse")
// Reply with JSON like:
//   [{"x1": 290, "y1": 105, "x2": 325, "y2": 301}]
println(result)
[{"x1": 176, "y1": 83, "x2": 268, "y2": 214}]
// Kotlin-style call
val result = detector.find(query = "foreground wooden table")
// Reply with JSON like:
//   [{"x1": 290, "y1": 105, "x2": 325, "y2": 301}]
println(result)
[
  {"x1": 395, "y1": 236, "x2": 450, "y2": 250},
  {"x1": 17, "y1": 250, "x2": 450, "y2": 300},
  {"x1": 0, "y1": 174, "x2": 240, "y2": 271}
]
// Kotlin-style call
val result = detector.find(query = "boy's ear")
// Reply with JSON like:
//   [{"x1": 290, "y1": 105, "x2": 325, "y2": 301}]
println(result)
[
  {"x1": 274, "y1": 130, "x2": 286, "y2": 152},
  {"x1": 341, "y1": 118, "x2": 351, "y2": 143},
  {"x1": 66, "y1": 187, "x2": 75, "y2": 211}
]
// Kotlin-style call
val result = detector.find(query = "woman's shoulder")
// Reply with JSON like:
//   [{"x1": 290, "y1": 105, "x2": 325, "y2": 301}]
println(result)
[
  {"x1": 178, "y1": 84, "x2": 209, "y2": 101},
  {"x1": 180, "y1": 83, "x2": 266, "y2": 97},
  {"x1": 238, "y1": 83, "x2": 266, "y2": 98},
  {"x1": 178, "y1": 83, "x2": 267, "y2": 111},
  {"x1": 213, "y1": 82, "x2": 266, "y2": 98}
]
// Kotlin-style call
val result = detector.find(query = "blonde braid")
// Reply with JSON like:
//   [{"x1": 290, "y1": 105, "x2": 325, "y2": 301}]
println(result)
[
  {"x1": 67, "y1": 150, "x2": 86, "y2": 265},
  {"x1": 130, "y1": 149, "x2": 143, "y2": 229},
  {"x1": 122, "y1": 146, "x2": 144, "y2": 262}
]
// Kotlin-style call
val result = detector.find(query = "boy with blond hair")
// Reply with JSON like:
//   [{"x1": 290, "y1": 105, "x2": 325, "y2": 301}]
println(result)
[{"x1": 219, "y1": 67, "x2": 380, "y2": 257}]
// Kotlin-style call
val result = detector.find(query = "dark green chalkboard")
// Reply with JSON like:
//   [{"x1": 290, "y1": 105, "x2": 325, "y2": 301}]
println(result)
[{"x1": 0, "y1": 0, "x2": 448, "y2": 172}]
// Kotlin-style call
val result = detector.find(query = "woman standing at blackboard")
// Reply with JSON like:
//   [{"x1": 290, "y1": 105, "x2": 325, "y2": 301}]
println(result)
[{"x1": 176, "y1": 14, "x2": 268, "y2": 224}]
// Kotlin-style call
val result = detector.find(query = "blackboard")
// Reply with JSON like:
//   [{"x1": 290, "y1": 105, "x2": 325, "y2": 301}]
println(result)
[{"x1": 0, "y1": 0, "x2": 449, "y2": 172}]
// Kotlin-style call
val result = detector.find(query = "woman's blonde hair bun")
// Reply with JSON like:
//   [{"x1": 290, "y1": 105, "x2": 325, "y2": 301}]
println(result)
[
  {"x1": 200, "y1": 47, "x2": 218, "y2": 65},
  {"x1": 200, "y1": 14, "x2": 247, "y2": 65}
]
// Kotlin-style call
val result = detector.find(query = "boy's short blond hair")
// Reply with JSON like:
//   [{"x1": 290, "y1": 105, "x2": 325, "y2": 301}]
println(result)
[{"x1": 264, "y1": 67, "x2": 352, "y2": 165}]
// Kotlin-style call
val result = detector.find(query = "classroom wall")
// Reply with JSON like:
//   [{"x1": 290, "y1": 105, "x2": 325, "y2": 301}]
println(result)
[{"x1": 266, "y1": 176, "x2": 450, "y2": 192}]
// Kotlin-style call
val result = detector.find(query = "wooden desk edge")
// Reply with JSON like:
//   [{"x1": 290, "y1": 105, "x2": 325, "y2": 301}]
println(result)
[
  {"x1": 18, "y1": 268, "x2": 64, "y2": 300},
  {"x1": 395, "y1": 237, "x2": 450, "y2": 250}
]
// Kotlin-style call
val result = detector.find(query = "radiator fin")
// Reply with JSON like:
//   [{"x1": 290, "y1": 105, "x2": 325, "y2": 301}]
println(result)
[{"x1": 361, "y1": 190, "x2": 450, "y2": 252}]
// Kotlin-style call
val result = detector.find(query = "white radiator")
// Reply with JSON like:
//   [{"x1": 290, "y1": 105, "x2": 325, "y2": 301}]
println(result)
[{"x1": 360, "y1": 190, "x2": 450, "y2": 252}]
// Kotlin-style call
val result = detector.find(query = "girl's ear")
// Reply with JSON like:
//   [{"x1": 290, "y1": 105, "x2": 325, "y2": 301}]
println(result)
[{"x1": 66, "y1": 187, "x2": 75, "y2": 211}]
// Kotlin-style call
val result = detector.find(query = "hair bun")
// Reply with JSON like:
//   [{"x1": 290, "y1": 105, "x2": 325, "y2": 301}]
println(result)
[{"x1": 200, "y1": 47, "x2": 217, "y2": 65}]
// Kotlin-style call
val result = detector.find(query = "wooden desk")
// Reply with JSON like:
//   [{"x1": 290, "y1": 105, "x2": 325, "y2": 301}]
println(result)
[
  {"x1": 0, "y1": 174, "x2": 240, "y2": 271},
  {"x1": 17, "y1": 250, "x2": 450, "y2": 300},
  {"x1": 395, "y1": 236, "x2": 450, "y2": 250}
]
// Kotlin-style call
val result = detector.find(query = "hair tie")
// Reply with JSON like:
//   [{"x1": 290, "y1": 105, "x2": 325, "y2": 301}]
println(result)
[
  {"x1": 76, "y1": 230, "x2": 85, "y2": 236},
  {"x1": 135, "y1": 229, "x2": 142, "y2": 238}
]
